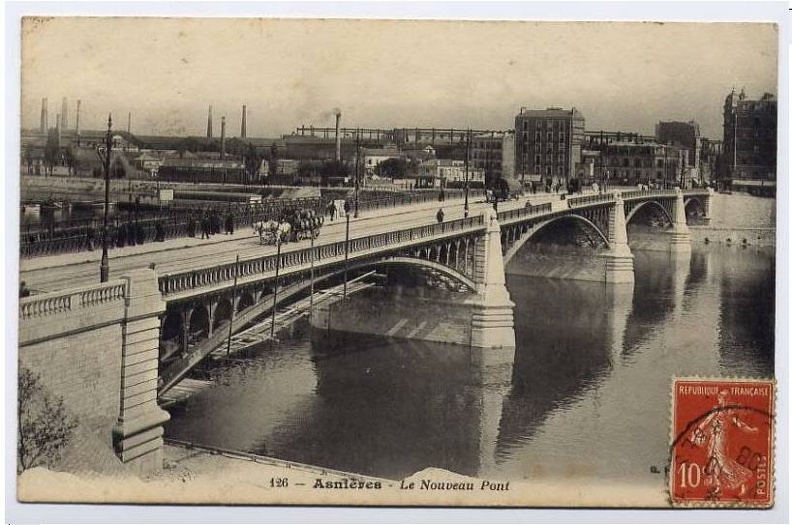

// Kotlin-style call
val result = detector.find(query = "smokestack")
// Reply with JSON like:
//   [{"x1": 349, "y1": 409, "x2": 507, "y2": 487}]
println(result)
[
  {"x1": 127, "y1": 111, "x2": 131, "y2": 134},
  {"x1": 241, "y1": 105, "x2": 247, "y2": 139},
  {"x1": 75, "y1": 100, "x2": 81, "y2": 138},
  {"x1": 56, "y1": 113, "x2": 61, "y2": 143},
  {"x1": 40, "y1": 98, "x2": 48, "y2": 134},
  {"x1": 335, "y1": 110, "x2": 341, "y2": 161},
  {"x1": 220, "y1": 116, "x2": 226, "y2": 159},
  {"x1": 61, "y1": 97, "x2": 69, "y2": 131},
  {"x1": 207, "y1": 105, "x2": 213, "y2": 138}
]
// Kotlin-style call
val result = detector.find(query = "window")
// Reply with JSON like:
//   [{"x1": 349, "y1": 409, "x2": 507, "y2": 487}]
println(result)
[
  {"x1": 547, "y1": 132, "x2": 553, "y2": 141},
  {"x1": 546, "y1": 143, "x2": 553, "y2": 153},
  {"x1": 535, "y1": 131, "x2": 542, "y2": 142},
  {"x1": 546, "y1": 166, "x2": 552, "y2": 175},
  {"x1": 534, "y1": 155, "x2": 541, "y2": 165},
  {"x1": 558, "y1": 166, "x2": 564, "y2": 175},
  {"x1": 523, "y1": 122, "x2": 528, "y2": 131},
  {"x1": 558, "y1": 132, "x2": 565, "y2": 142},
  {"x1": 546, "y1": 154, "x2": 552, "y2": 163},
  {"x1": 634, "y1": 159, "x2": 641, "y2": 168}
]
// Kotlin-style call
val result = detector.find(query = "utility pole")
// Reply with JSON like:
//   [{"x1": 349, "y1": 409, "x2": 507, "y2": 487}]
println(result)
[
  {"x1": 354, "y1": 128, "x2": 360, "y2": 218},
  {"x1": 99, "y1": 114, "x2": 112, "y2": 282},
  {"x1": 464, "y1": 128, "x2": 470, "y2": 218}
]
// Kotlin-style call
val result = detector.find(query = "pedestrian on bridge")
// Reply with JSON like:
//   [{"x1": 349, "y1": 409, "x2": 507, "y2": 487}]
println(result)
[
  {"x1": 436, "y1": 208, "x2": 445, "y2": 223},
  {"x1": 225, "y1": 212, "x2": 235, "y2": 235},
  {"x1": 327, "y1": 201, "x2": 336, "y2": 221}
]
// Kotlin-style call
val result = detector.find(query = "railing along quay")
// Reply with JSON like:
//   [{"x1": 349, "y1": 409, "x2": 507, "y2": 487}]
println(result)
[
  {"x1": 19, "y1": 191, "x2": 481, "y2": 259},
  {"x1": 158, "y1": 215, "x2": 486, "y2": 297}
]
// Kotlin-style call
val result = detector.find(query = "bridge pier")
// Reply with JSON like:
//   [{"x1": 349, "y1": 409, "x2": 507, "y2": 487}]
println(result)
[
  {"x1": 669, "y1": 188, "x2": 692, "y2": 253},
  {"x1": 112, "y1": 269, "x2": 170, "y2": 474},
  {"x1": 469, "y1": 209, "x2": 516, "y2": 358},
  {"x1": 604, "y1": 192, "x2": 635, "y2": 284}
]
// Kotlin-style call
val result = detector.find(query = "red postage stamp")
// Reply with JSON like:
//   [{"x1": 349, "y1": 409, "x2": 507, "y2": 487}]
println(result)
[{"x1": 670, "y1": 378, "x2": 775, "y2": 507}]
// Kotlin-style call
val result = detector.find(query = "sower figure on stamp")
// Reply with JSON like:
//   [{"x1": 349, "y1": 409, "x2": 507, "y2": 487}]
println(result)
[{"x1": 692, "y1": 389, "x2": 758, "y2": 499}]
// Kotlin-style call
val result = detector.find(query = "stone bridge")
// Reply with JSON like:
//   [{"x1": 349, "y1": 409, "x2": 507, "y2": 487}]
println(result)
[{"x1": 17, "y1": 187, "x2": 711, "y2": 474}]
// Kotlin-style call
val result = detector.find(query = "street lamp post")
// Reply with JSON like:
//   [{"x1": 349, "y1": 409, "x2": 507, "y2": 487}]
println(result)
[
  {"x1": 343, "y1": 203, "x2": 351, "y2": 298},
  {"x1": 354, "y1": 129, "x2": 360, "y2": 218},
  {"x1": 309, "y1": 221, "x2": 316, "y2": 323},
  {"x1": 98, "y1": 114, "x2": 113, "y2": 283},
  {"x1": 270, "y1": 236, "x2": 282, "y2": 339},
  {"x1": 463, "y1": 129, "x2": 470, "y2": 218}
]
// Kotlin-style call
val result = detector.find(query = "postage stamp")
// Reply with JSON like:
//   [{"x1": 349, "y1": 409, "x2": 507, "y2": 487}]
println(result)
[{"x1": 670, "y1": 378, "x2": 775, "y2": 508}]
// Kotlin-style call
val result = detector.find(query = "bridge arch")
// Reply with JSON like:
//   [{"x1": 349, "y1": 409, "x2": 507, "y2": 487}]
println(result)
[
  {"x1": 236, "y1": 291, "x2": 255, "y2": 313},
  {"x1": 503, "y1": 214, "x2": 610, "y2": 266},
  {"x1": 187, "y1": 305, "x2": 210, "y2": 346},
  {"x1": 213, "y1": 298, "x2": 234, "y2": 331},
  {"x1": 684, "y1": 196, "x2": 705, "y2": 216},
  {"x1": 306, "y1": 256, "x2": 477, "y2": 292},
  {"x1": 625, "y1": 200, "x2": 673, "y2": 226}
]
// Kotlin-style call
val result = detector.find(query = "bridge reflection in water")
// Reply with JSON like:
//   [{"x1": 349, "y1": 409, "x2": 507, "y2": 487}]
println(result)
[{"x1": 164, "y1": 241, "x2": 773, "y2": 485}]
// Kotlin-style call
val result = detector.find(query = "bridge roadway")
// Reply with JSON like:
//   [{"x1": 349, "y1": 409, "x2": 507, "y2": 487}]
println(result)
[{"x1": 20, "y1": 193, "x2": 557, "y2": 294}]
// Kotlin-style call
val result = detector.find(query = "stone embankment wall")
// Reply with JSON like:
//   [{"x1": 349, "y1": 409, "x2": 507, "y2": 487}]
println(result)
[{"x1": 689, "y1": 227, "x2": 775, "y2": 247}]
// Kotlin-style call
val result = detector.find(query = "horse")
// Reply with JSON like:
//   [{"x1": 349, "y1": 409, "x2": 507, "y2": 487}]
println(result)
[{"x1": 252, "y1": 220, "x2": 278, "y2": 244}]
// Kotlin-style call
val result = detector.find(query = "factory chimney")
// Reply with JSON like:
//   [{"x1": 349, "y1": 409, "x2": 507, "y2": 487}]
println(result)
[
  {"x1": 40, "y1": 98, "x2": 48, "y2": 134},
  {"x1": 335, "y1": 110, "x2": 341, "y2": 161},
  {"x1": 56, "y1": 113, "x2": 61, "y2": 144},
  {"x1": 127, "y1": 111, "x2": 132, "y2": 134},
  {"x1": 241, "y1": 105, "x2": 247, "y2": 138},
  {"x1": 220, "y1": 116, "x2": 226, "y2": 159},
  {"x1": 207, "y1": 105, "x2": 213, "y2": 138},
  {"x1": 61, "y1": 97, "x2": 69, "y2": 131},
  {"x1": 75, "y1": 100, "x2": 81, "y2": 145}
]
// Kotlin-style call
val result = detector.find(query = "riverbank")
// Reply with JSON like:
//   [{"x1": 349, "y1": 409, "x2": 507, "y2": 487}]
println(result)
[
  {"x1": 18, "y1": 441, "x2": 667, "y2": 507},
  {"x1": 689, "y1": 225, "x2": 775, "y2": 247}
]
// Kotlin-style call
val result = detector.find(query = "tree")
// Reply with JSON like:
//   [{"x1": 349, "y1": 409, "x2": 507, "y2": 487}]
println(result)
[
  {"x1": 43, "y1": 128, "x2": 60, "y2": 177},
  {"x1": 18, "y1": 368, "x2": 78, "y2": 473},
  {"x1": 377, "y1": 158, "x2": 408, "y2": 182},
  {"x1": 23, "y1": 148, "x2": 34, "y2": 175},
  {"x1": 243, "y1": 142, "x2": 262, "y2": 184},
  {"x1": 110, "y1": 153, "x2": 129, "y2": 179},
  {"x1": 63, "y1": 144, "x2": 77, "y2": 176},
  {"x1": 320, "y1": 159, "x2": 351, "y2": 187},
  {"x1": 267, "y1": 143, "x2": 280, "y2": 180}
]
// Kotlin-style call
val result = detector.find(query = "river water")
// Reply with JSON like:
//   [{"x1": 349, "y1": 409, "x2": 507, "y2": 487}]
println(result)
[{"x1": 164, "y1": 193, "x2": 775, "y2": 491}]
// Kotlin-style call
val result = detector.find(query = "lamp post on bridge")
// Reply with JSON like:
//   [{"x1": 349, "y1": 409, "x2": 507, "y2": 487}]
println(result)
[
  {"x1": 464, "y1": 128, "x2": 470, "y2": 219},
  {"x1": 343, "y1": 201, "x2": 351, "y2": 298},
  {"x1": 97, "y1": 113, "x2": 113, "y2": 283},
  {"x1": 270, "y1": 234, "x2": 282, "y2": 340}
]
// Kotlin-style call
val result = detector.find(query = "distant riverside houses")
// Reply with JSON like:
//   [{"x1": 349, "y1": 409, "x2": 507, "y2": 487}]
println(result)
[
  {"x1": 360, "y1": 145, "x2": 401, "y2": 175},
  {"x1": 158, "y1": 157, "x2": 248, "y2": 184},
  {"x1": 417, "y1": 158, "x2": 485, "y2": 188}
]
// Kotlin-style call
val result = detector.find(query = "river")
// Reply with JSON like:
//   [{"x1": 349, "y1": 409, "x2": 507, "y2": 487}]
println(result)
[{"x1": 164, "y1": 193, "x2": 775, "y2": 492}]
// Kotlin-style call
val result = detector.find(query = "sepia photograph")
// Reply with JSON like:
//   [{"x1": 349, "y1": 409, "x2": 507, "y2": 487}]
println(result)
[{"x1": 8, "y1": 4, "x2": 787, "y2": 520}]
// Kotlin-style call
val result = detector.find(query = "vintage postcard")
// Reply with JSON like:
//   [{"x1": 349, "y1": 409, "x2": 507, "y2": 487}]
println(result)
[{"x1": 12, "y1": 12, "x2": 782, "y2": 516}]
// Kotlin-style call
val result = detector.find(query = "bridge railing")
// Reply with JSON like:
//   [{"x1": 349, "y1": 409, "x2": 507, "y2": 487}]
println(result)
[
  {"x1": 19, "y1": 279, "x2": 127, "y2": 320},
  {"x1": 158, "y1": 214, "x2": 486, "y2": 297},
  {"x1": 498, "y1": 202, "x2": 553, "y2": 223},
  {"x1": 566, "y1": 193, "x2": 615, "y2": 207}
]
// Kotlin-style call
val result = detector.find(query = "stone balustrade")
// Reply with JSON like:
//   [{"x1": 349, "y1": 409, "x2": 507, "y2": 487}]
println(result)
[{"x1": 20, "y1": 280, "x2": 127, "y2": 320}]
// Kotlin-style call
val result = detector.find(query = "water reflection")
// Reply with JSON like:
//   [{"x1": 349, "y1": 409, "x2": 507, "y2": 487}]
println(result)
[{"x1": 165, "y1": 244, "x2": 775, "y2": 485}]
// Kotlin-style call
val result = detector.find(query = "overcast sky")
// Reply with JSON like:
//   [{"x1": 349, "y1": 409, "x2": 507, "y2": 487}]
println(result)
[{"x1": 21, "y1": 18, "x2": 777, "y2": 140}]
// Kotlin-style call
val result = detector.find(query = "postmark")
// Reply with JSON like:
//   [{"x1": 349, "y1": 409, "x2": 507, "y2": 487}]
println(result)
[{"x1": 670, "y1": 378, "x2": 775, "y2": 508}]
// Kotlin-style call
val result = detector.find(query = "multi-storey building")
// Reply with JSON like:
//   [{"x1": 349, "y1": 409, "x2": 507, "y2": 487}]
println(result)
[
  {"x1": 656, "y1": 120, "x2": 700, "y2": 169},
  {"x1": 514, "y1": 107, "x2": 585, "y2": 186},
  {"x1": 722, "y1": 89, "x2": 777, "y2": 181},
  {"x1": 575, "y1": 138, "x2": 689, "y2": 187},
  {"x1": 471, "y1": 131, "x2": 515, "y2": 186}
]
